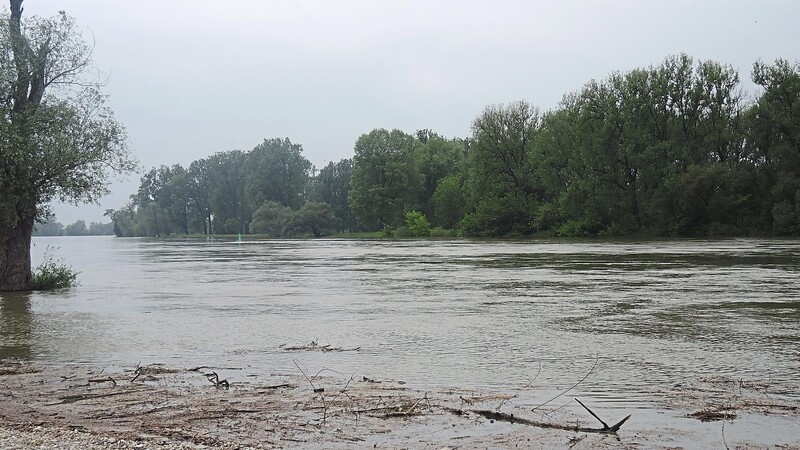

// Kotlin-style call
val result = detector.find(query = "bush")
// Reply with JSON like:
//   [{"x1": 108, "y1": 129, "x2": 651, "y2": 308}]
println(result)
[
  {"x1": 429, "y1": 227, "x2": 456, "y2": 238},
  {"x1": 404, "y1": 211, "x2": 431, "y2": 237},
  {"x1": 381, "y1": 224, "x2": 396, "y2": 237},
  {"x1": 31, "y1": 247, "x2": 79, "y2": 290},
  {"x1": 555, "y1": 218, "x2": 603, "y2": 237},
  {"x1": 393, "y1": 226, "x2": 413, "y2": 238}
]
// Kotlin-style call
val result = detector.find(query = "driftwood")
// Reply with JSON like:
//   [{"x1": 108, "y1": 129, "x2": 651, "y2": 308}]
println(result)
[
  {"x1": 88, "y1": 376, "x2": 117, "y2": 386},
  {"x1": 205, "y1": 372, "x2": 230, "y2": 390},
  {"x1": 46, "y1": 390, "x2": 139, "y2": 406},
  {"x1": 281, "y1": 341, "x2": 361, "y2": 352},
  {"x1": 473, "y1": 398, "x2": 631, "y2": 434}
]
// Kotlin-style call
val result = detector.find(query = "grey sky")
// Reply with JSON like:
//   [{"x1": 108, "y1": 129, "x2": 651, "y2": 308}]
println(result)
[{"x1": 21, "y1": 0, "x2": 799, "y2": 224}]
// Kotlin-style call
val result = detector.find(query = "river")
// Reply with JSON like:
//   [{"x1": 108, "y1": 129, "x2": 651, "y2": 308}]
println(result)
[{"x1": 2, "y1": 237, "x2": 799, "y2": 423}]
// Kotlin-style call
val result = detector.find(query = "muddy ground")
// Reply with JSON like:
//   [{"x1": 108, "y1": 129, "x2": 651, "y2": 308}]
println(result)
[{"x1": 0, "y1": 360, "x2": 798, "y2": 449}]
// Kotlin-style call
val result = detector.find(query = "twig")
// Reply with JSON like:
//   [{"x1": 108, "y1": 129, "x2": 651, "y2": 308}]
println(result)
[
  {"x1": 294, "y1": 360, "x2": 328, "y2": 424},
  {"x1": 574, "y1": 398, "x2": 629, "y2": 432},
  {"x1": 532, "y1": 356, "x2": 598, "y2": 412},
  {"x1": 497, "y1": 361, "x2": 542, "y2": 410},
  {"x1": 88, "y1": 376, "x2": 117, "y2": 386},
  {"x1": 722, "y1": 418, "x2": 730, "y2": 450}
]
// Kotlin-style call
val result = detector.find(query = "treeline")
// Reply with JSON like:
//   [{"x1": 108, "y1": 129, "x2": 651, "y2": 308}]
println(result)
[
  {"x1": 112, "y1": 55, "x2": 800, "y2": 238},
  {"x1": 33, "y1": 219, "x2": 114, "y2": 236}
]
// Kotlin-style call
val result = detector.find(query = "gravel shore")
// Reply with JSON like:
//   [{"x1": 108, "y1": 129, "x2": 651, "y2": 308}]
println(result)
[{"x1": 0, "y1": 425, "x2": 207, "y2": 450}]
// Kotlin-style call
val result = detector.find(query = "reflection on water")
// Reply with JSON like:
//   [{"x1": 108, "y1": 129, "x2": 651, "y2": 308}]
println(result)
[
  {"x1": 0, "y1": 292, "x2": 32, "y2": 359},
  {"x1": 2, "y1": 236, "x2": 799, "y2": 408}
]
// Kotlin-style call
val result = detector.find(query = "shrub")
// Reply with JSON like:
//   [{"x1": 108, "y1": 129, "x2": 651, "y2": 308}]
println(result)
[
  {"x1": 429, "y1": 227, "x2": 456, "y2": 238},
  {"x1": 404, "y1": 211, "x2": 431, "y2": 237},
  {"x1": 393, "y1": 226, "x2": 413, "y2": 238},
  {"x1": 31, "y1": 247, "x2": 79, "y2": 290}
]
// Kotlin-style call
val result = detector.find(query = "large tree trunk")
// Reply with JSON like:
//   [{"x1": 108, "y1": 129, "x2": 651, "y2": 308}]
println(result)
[{"x1": 0, "y1": 214, "x2": 34, "y2": 291}]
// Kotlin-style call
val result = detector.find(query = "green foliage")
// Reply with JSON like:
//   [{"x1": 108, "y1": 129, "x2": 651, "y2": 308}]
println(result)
[
  {"x1": 287, "y1": 202, "x2": 339, "y2": 237},
  {"x1": 33, "y1": 217, "x2": 64, "y2": 236},
  {"x1": 460, "y1": 193, "x2": 536, "y2": 237},
  {"x1": 431, "y1": 175, "x2": 464, "y2": 229},
  {"x1": 311, "y1": 159, "x2": 354, "y2": 232},
  {"x1": 772, "y1": 201, "x2": 798, "y2": 235},
  {"x1": 250, "y1": 201, "x2": 292, "y2": 237},
  {"x1": 64, "y1": 220, "x2": 88, "y2": 236},
  {"x1": 245, "y1": 138, "x2": 312, "y2": 211},
  {"x1": 349, "y1": 129, "x2": 420, "y2": 230},
  {"x1": 30, "y1": 247, "x2": 79, "y2": 291},
  {"x1": 555, "y1": 219, "x2": 603, "y2": 237},
  {"x1": 1, "y1": 6, "x2": 135, "y2": 291},
  {"x1": 392, "y1": 226, "x2": 412, "y2": 238},
  {"x1": 381, "y1": 224, "x2": 396, "y2": 237},
  {"x1": 429, "y1": 227, "x2": 457, "y2": 238},
  {"x1": 109, "y1": 55, "x2": 800, "y2": 241},
  {"x1": 404, "y1": 211, "x2": 431, "y2": 237}
]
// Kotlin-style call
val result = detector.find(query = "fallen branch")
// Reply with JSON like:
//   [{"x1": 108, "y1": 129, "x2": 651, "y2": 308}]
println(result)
[
  {"x1": 473, "y1": 398, "x2": 630, "y2": 434},
  {"x1": 88, "y1": 376, "x2": 117, "y2": 386},
  {"x1": 205, "y1": 372, "x2": 230, "y2": 390},
  {"x1": 281, "y1": 342, "x2": 361, "y2": 352},
  {"x1": 47, "y1": 390, "x2": 138, "y2": 406},
  {"x1": 574, "y1": 398, "x2": 630, "y2": 432}
]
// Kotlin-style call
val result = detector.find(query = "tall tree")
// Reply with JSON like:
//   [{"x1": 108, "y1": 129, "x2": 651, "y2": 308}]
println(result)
[
  {"x1": 244, "y1": 138, "x2": 312, "y2": 211},
  {"x1": 349, "y1": 129, "x2": 420, "y2": 230},
  {"x1": 749, "y1": 59, "x2": 800, "y2": 233},
  {"x1": 313, "y1": 158, "x2": 353, "y2": 232},
  {"x1": 1, "y1": 2, "x2": 134, "y2": 291}
]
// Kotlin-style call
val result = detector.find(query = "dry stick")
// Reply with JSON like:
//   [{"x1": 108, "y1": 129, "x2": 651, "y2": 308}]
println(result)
[
  {"x1": 328, "y1": 373, "x2": 357, "y2": 408},
  {"x1": 497, "y1": 361, "x2": 543, "y2": 411},
  {"x1": 294, "y1": 360, "x2": 328, "y2": 424},
  {"x1": 473, "y1": 408, "x2": 630, "y2": 434},
  {"x1": 88, "y1": 376, "x2": 117, "y2": 386},
  {"x1": 531, "y1": 356, "x2": 599, "y2": 412},
  {"x1": 574, "y1": 398, "x2": 630, "y2": 432},
  {"x1": 722, "y1": 419, "x2": 730, "y2": 450}
]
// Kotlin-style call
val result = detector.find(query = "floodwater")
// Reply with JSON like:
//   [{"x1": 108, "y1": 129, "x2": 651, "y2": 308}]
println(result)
[{"x1": 2, "y1": 236, "x2": 800, "y2": 444}]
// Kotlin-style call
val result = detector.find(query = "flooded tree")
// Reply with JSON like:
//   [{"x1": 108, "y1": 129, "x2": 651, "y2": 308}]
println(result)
[{"x1": 0, "y1": 1, "x2": 135, "y2": 291}]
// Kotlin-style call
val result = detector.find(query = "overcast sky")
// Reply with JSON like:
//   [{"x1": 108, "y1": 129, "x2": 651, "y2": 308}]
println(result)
[{"x1": 21, "y1": 0, "x2": 800, "y2": 224}]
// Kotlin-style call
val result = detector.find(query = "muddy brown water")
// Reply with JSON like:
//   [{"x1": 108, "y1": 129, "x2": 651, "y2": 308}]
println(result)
[{"x1": 2, "y1": 236, "x2": 799, "y2": 447}]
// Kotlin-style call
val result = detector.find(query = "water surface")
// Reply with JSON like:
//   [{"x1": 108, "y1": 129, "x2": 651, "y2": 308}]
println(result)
[{"x1": 2, "y1": 236, "x2": 799, "y2": 410}]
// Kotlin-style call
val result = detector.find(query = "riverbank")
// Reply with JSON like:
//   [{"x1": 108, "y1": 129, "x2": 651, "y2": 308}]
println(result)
[{"x1": 1, "y1": 360, "x2": 798, "y2": 449}]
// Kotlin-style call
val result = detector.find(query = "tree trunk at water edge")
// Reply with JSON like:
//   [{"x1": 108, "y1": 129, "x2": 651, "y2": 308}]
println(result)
[{"x1": 0, "y1": 215, "x2": 34, "y2": 292}]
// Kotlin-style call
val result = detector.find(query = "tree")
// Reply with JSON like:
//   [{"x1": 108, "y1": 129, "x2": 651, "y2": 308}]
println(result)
[
  {"x1": 286, "y1": 202, "x2": 339, "y2": 237},
  {"x1": 415, "y1": 135, "x2": 464, "y2": 218},
  {"x1": 312, "y1": 158, "x2": 354, "y2": 232},
  {"x1": 462, "y1": 101, "x2": 541, "y2": 236},
  {"x1": 749, "y1": 59, "x2": 800, "y2": 233},
  {"x1": 205, "y1": 151, "x2": 249, "y2": 234},
  {"x1": 349, "y1": 128, "x2": 420, "y2": 230},
  {"x1": 249, "y1": 200, "x2": 291, "y2": 237},
  {"x1": 245, "y1": 138, "x2": 312, "y2": 211},
  {"x1": 32, "y1": 217, "x2": 63, "y2": 236},
  {"x1": 1, "y1": 2, "x2": 135, "y2": 291},
  {"x1": 431, "y1": 174, "x2": 464, "y2": 229},
  {"x1": 64, "y1": 220, "x2": 87, "y2": 236}
]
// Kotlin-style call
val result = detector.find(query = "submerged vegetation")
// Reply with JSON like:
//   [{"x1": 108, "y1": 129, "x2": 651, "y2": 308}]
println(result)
[{"x1": 113, "y1": 54, "x2": 800, "y2": 239}]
